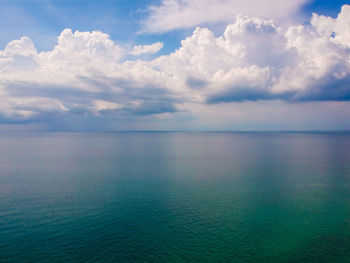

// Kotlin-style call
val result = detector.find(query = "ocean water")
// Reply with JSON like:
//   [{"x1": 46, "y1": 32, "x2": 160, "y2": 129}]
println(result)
[{"x1": 0, "y1": 132, "x2": 350, "y2": 263}]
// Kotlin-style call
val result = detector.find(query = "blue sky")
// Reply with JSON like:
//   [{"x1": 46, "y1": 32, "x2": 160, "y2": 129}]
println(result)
[
  {"x1": 304, "y1": 0, "x2": 349, "y2": 16},
  {"x1": 1, "y1": 0, "x2": 348, "y2": 52},
  {"x1": 0, "y1": 0, "x2": 183, "y2": 53},
  {"x1": 0, "y1": 0, "x2": 350, "y2": 131}
]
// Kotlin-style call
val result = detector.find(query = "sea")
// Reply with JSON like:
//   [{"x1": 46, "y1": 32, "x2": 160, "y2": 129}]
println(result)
[{"x1": 0, "y1": 131, "x2": 350, "y2": 262}]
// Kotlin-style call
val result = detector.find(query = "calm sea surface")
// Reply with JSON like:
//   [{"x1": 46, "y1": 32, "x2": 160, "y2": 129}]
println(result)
[{"x1": 0, "y1": 132, "x2": 350, "y2": 262}]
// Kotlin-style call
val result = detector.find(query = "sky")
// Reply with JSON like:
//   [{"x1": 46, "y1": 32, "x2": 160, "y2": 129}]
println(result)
[{"x1": 0, "y1": 0, "x2": 350, "y2": 131}]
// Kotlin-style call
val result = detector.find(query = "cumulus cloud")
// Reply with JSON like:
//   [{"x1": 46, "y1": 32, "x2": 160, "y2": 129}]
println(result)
[
  {"x1": 141, "y1": 0, "x2": 309, "y2": 33},
  {"x1": 130, "y1": 42, "x2": 164, "y2": 56},
  {"x1": 0, "y1": 5, "x2": 350, "y2": 127}
]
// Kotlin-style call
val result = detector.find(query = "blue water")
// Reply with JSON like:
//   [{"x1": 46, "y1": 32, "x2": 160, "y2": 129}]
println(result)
[{"x1": 0, "y1": 132, "x2": 350, "y2": 262}]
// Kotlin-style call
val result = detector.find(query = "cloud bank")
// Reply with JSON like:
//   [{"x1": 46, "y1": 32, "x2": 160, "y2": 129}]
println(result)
[
  {"x1": 141, "y1": 0, "x2": 309, "y2": 33},
  {"x1": 0, "y1": 5, "x2": 350, "y2": 128}
]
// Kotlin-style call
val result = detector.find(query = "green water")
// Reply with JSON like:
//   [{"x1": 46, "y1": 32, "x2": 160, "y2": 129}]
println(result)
[{"x1": 0, "y1": 132, "x2": 350, "y2": 262}]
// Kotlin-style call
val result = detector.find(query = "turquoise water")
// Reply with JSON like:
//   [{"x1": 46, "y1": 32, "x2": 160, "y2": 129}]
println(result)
[{"x1": 0, "y1": 132, "x2": 350, "y2": 262}]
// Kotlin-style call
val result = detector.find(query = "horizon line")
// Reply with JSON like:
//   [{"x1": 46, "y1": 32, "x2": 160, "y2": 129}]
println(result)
[{"x1": 1, "y1": 130, "x2": 350, "y2": 134}]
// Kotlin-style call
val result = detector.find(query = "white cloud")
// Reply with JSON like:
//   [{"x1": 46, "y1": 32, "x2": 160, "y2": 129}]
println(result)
[
  {"x1": 130, "y1": 42, "x2": 163, "y2": 56},
  {"x1": 311, "y1": 5, "x2": 350, "y2": 48},
  {"x1": 0, "y1": 5, "x2": 350, "y2": 129},
  {"x1": 141, "y1": 0, "x2": 309, "y2": 33}
]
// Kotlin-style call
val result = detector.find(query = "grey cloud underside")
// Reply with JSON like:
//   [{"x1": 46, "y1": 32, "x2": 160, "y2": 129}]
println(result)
[
  {"x1": 0, "y1": 6, "x2": 350, "y2": 125},
  {"x1": 186, "y1": 76, "x2": 209, "y2": 89},
  {"x1": 77, "y1": 75, "x2": 180, "y2": 103},
  {"x1": 206, "y1": 88, "x2": 291, "y2": 103},
  {"x1": 207, "y1": 76, "x2": 350, "y2": 103},
  {"x1": 5, "y1": 81, "x2": 179, "y2": 117},
  {"x1": 293, "y1": 76, "x2": 350, "y2": 102}
]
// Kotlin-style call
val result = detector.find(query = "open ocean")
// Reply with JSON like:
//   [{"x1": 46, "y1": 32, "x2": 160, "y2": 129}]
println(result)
[{"x1": 0, "y1": 131, "x2": 350, "y2": 262}]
